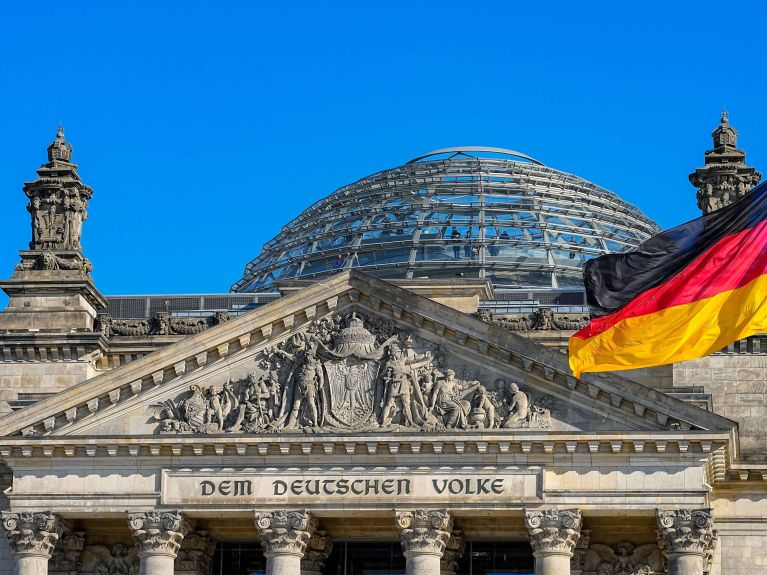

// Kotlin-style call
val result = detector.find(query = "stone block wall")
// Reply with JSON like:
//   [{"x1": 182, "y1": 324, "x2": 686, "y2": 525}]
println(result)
[{"x1": 674, "y1": 355, "x2": 767, "y2": 453}]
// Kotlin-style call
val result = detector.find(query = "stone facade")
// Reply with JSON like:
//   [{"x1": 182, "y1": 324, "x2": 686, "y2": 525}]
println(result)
[{"x1": 0, "y1": 126, "x2": 765, "y2": 575}]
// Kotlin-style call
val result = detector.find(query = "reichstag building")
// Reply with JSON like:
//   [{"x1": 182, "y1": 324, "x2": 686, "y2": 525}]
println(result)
[{"x1": 0, "y1": 115, "x2": 762, "y2": 575}]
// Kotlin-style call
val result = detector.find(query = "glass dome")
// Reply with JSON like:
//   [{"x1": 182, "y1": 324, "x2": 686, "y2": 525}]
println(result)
[{"x1": 232, "y1": 147, "x2": 661, "y2": 292}]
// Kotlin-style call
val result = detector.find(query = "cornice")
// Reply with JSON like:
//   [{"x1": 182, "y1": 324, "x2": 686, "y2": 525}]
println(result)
[{"x1": 0, "y1": 431, "x2": 730, "y2": 461}]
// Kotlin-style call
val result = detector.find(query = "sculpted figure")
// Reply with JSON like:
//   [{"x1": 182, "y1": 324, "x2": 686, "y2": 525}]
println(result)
[
  {"x1": 502, "y1": 383, "x2": 529, "y2": 428},
  {"x1": 429, "y1": 369, "x2": 479, "y2": 429},
  {"x1": 29, "y1": 197, "x2": 45, "y2": 246},
  {"x1": 240, "y1": 371, "x2": 273, "y2": 429},
  {"x1": 473, "y1": 385, "x2": 499, "y2": 428},
  {"x1": 207, "y1": 382, "x2": 238, "y2": 431},
  {"x1": 380, "y1": 342, "x2": 432, "y2": 427},
  {"x1": 281, "y1": 341, "x2": 323, "y2": 428}
]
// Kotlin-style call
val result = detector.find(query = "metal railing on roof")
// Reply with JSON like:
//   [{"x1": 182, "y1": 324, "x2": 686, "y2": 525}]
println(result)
[{"x1": 104, "y1": 293, "x2": 280, "y2": 319}]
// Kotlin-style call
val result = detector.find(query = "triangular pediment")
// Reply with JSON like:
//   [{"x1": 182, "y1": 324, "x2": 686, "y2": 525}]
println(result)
[{"x1": 0, "y1": 271, "x2": 735, "y2": 439}]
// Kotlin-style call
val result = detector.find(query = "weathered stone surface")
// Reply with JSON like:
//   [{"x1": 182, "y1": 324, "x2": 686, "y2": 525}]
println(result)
[
  {"x1": 254, "y1": 509, "x2": 315, "y2": 557},
  {"x1": 127, "y1": 511, "x2": 188, "y2": 558},
  {"x1": 1, "y1": 511, "x2": 63, "y2": 558},
  {"x1": 396, "y1": 508, "x2": 453, "y2": 556}
]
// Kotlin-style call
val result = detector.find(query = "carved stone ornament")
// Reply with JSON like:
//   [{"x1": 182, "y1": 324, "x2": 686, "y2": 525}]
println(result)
[
  {"x1": 14, "y1": 251, "x2": 93, "y2": 275},
  {"x1": 96, "y1": 311, "x2": 230, "y2": 337},
  {"x1": 524, "y1": 508, "x2": 582, "y2": 556},
  {"x1": 255, "y1": 509, "x2": 315, "y2": 557},
  {"x1": 395, "y1": 508, "x2": 453, "y2": 556},
  {"x1": 588, "y1": 540, "x2": 663, "y2": 575},
  {"x1": 441, "y1": 530, "x2": 466, "y2": 575},
  {"x1": 84, "y1": 543, "x2": 139, "y2": 575},
  {"x1": 50, "y1": 531, "x2": 85, "y2": 572},
  {"x1": 656, "y1": 508, "x2": 717, "y2": 556},
  {"x1": 24, "y1": 128, "x2": 92, "y2": 250},
  {"x1": 479, "y1": 308, "x2": 589, "y2": 332},
  {"x1": 1, "y1": 511, "x2": 63, "y2": 558},
  {"x1": 689, "y1": 112, "x2": 762, "y2": 215},
  {"x1": 175, "y1": 531, "x2": 216, "y2": 575},
  {"x1": 151, "y1": 311, "x2": 551, "y2": 434},
  {"x1": 127, "y1": 511, "x2": 188, "y2": 558},
  {"x1": 301, "y1": 529, "x2": 333, "y2": 574}
]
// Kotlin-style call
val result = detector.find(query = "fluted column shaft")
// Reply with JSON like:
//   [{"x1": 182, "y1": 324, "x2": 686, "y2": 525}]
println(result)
[
  {"x1": 128, "y1": 511, "x2": 188, "y2": 575},
  {"x1": 656, "y1": 508, "x2": 716, "y2": 575},
  {"x1": 524, "y1": 508, "x2": 582, "y2": 575},
  {"x1": 255, "y1": 510, "x2": 315, "y2": 575},
  {"x1": 395, "y1": 509, "x2": 453, "y2": 575},
  {"x1": 1, "y1": 512, "x2": 64, "y2": 575}
]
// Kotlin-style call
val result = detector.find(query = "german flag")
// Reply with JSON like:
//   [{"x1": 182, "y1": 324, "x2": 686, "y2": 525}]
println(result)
[{"x1": 569, "y1": 180, "x2": 767, "y2": 378}]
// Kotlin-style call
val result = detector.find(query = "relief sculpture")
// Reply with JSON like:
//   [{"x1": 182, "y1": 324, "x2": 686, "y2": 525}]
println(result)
[{"x1": 150, "y1": 312, "x2": 553, "y2": 434}]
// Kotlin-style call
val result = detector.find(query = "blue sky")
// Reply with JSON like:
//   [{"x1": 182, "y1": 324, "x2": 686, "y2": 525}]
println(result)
[{"x1": 1, "y1": 1, "x2": 765, "y2": 300}]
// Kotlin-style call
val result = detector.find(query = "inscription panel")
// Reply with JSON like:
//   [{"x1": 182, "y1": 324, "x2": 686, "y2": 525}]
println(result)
[{"x1": 162, "y1": 468, "x2": 542, "y2": 506}]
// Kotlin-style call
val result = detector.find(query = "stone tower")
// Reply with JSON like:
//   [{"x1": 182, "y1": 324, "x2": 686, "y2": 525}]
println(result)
[
  {"x1": 689, "y1": 111, "x2": 762, "y2": 214},
  {"x1": 0, "y1": 127, "x2": 106, "y2": 331}
]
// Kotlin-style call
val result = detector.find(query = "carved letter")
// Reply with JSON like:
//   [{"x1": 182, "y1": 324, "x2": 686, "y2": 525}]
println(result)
[
  {"x1": 273, "y1": 480, "x2": 287, "y2": 496},
  {"x1": 200, "y1": 481, "x2": 215, "y2": 496},
  {"x1": 234, "y1": 480, "x2": 253, "y2": 496},
  {"x1": 433, "y1": 479, "x2": 448, "y2": 494}
]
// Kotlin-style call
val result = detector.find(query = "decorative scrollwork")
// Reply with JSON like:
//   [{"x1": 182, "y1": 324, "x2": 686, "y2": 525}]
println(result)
[
  {"x1": 656, "y1": 508, "x2": 716, "y2": 556},
  {"x1": 127, "y1": 511, "x2": 188, "y2": 558},
  {"x1": 395, "y1": 508, "x2": 453, "y2": 556},
  {"x1": 524, "y1": 508, "x2": 582, "y2": 556},
  {"x1": 254, "y1": 510, "x2": 315, "y2": 557},
  {"x1": 1, "y1": 511, "x2": 63, "y2": 558}
]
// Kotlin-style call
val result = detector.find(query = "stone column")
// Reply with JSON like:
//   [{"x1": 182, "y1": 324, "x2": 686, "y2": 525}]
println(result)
[
  {"x1": 49, "y1": 531, "x2": 85, "y2": 574},
  {"x1": 440, "y1": 530, "x2": 465, "y2": 575},
  {"x1": 255, "y1": 510, "x2": 315, "y2": 575},
  {"x1": 395, "y1": 508, "x2": 453, "y2": 575},
  {"x1": 301, "y1": 530, "x2": 333, "y2": 575},
  {"x1": 656, "y1": 508, "x2": 717, "y2": 575},
  {"x1": 175, "y1": 531, "x2": 216, "y2": 575},
  {"x1": 1, "y1": 512, "x2": 64, "y2": 575},
  {"x1": 128, "y1": 511, "x2": 188, "y2": 575},
  {"x1": 524, "y1": 508, "x2": 582, "y2": 575}
]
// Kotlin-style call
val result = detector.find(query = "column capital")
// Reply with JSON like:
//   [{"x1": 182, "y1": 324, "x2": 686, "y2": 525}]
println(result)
[
  {"x1": 395, "y1": 508, "x2": 453, "y2": 557},
  {"x1": 524, "y1": 508, "x2": 582, "y2": 557},
  {"x1": 656, "y1": 508, "x2": 717, "y2": 556},
  {"x1": 175, "y1": 530, "x2": 216, "y2": 575},
  {"x1": 50, "y1": 531, "x2": 85, "y2": 573},
  {"x1": 441, "y1": 530, "x2": 465, "y2": 575},
  {"x1": 128, "y1": 510, "x2": 188, "y2": 558},
  {"x1": 254, "y1": 509, "x2": 315, "y2": 558},
  {"x1": 1, "y1": 511, "x2": 64, "y2": 559},
  {"x1": 301, "y1": 529, "x2": 333, "y2": 575}
]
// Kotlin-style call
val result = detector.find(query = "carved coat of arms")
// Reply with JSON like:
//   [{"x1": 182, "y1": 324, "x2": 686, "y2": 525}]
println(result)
[{"x1": 318, "y1": 314, "x2": 396, "y2": 429}]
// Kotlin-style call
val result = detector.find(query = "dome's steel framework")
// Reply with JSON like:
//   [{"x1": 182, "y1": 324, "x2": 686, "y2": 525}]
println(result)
[{"x1": 232, "y1": 148, "x2": 661, "y2": 293}]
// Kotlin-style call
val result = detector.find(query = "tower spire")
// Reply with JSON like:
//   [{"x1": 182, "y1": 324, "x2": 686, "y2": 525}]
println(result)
[{"x1": 689, "y1": 112, "x2": 761, "y2": 214}]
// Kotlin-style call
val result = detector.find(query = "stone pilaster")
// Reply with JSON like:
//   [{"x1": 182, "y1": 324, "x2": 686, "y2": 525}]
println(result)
[
  {"x1": 656, "y1": 508, "x2": 717, "y2": 575},
  {"x1": 301, "y1": 529, "x2": 333, "y2": 575},
  {"x1": 440, "y1": 530, "x2": 465, "y2": 575},
  {"x1": 255, "y1": 510, "x2": 315, "y2": 575},
  {"x1": 525, "y1": 508, "x2": 582, "y2": 575},
  {"x1": 2, "y1": 511, "x2": 64, "y2": 575},
  {"x1": 49, "y1": 531, "x2": 85, "y2": 574},
  {"x1": 175, "y1": 530, "x2": 216, "y2": 575},
  {"x1": 395, "y1": 508, "x2": 453, "y2": 575},
  {"x1": 128, "y1": 511, "x2": 188, "y2": 575}
]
